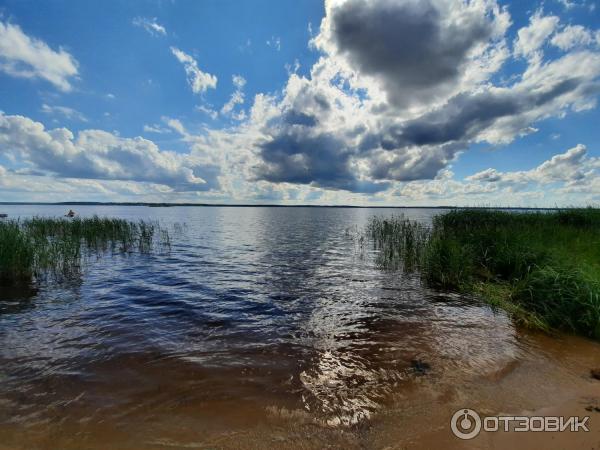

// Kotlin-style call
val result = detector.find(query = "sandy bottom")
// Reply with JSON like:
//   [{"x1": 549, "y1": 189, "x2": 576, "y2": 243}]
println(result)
[
  {"x1": 369, "y1": 341, "x2": 600, "y2": 450},
  {"x1": 1, "y1": 330, "x2": 600, "y2": 450}
]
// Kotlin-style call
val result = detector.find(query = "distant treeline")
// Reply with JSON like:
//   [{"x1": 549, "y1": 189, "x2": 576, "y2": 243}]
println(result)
[{"x1": 0, "y1": 202, "x2": 576, "y2": 209}]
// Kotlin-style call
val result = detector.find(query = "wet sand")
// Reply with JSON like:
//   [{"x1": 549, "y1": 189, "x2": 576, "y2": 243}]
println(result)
[{"x1": 369, "y1": 332, "x2": 600, "y2": 450}]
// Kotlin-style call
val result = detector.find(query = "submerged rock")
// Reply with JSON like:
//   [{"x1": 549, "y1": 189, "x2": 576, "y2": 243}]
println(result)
[{"x1": 411, "y1": 359, "x2": 431, "y2": 376}]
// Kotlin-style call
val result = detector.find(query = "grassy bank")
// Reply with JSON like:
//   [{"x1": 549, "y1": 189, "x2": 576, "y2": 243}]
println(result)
[
  {"x1": 0, "y1": 216, "x2": 169, "y2": 285},
  {"x1": 368, "y1": 209, "x2": 600, "y2": 339}
]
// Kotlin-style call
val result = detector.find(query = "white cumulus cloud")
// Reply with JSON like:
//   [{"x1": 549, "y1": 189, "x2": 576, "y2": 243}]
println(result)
[
  {"x1": 41, "y1": 103, "x2": 87, "y2": 122},
  {"x1": 0, "y1": 21, "x2": 78, "y2": 91},
  {"x1": 221, "y1": 75, "x2": 247, "y2": 118},
  {"x1": 551, "y1": 25, "x2": 599, "y2": 50},
  {"x1": 513, "y1": 10, "x2": 560, "y2": 61},
  {"x1": 0, "y1": 112, "x2": 220, "y2": 192},
  {"x1": 132, "y1": 17, "x2": 167, "y2": 36},
  {"x1": 171, "y1": 47, "x2": 217, "y2": 94}
]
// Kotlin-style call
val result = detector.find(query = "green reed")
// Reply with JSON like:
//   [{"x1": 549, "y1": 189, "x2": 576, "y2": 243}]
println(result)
[
  {"x1": 366, "y1": 208, "x2": 600, "y2": 339},
  {"x1": 367, "y1": 216, "x2": 431, "y2": 270},
  {"x1": 0, "y1": 216, "x2": 169, "y2": 285}
]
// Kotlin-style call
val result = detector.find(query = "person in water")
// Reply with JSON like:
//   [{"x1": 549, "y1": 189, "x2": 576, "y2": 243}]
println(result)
[{"x1": 66, "y1": 209, "x2": 76, "y2": 217}]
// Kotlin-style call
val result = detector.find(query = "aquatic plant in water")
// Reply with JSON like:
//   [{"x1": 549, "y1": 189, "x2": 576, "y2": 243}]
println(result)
[
  {"x1": 365, "y1": 208, "x2": 600, "y2": 339},
  {"x1": 0, "y1": 216, "x2": 169, "y2": 285}
]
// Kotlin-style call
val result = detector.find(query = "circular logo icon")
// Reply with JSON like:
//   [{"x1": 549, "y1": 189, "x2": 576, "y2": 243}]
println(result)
[{"x1": 451, "y1": 408, "x2": 482, "y2": 440}]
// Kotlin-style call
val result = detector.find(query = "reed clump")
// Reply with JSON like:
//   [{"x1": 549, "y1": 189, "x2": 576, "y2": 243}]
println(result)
[
  {"x1": 367, "y1": 216, "x2": 430, "y2": 270},
  {"x1": 367, "y1": 209, "x2": 600, "y2": 339},
  {"x1": 0, "y1": 216, "x2": 168, "y2": 285}
]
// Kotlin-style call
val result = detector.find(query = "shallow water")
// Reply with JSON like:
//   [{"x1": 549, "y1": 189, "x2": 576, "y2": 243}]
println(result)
[{"x1": 1, "y1": 205, "x2": 599, "y2": 449}]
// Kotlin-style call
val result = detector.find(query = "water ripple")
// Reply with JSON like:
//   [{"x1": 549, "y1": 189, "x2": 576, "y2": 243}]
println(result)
[{"x1": 0, "y1": 206, "x2": 564, "y2": 434}]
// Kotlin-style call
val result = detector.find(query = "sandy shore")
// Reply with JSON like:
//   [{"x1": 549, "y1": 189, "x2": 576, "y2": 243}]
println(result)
[{"x1": 2, "y1": 330, "x2": 600, "y2": 449}]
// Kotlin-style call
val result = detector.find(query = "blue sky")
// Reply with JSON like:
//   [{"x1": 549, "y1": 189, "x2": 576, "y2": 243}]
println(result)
[{"x1": 1, "y1": 0, "x2": 600, "y2": 206}]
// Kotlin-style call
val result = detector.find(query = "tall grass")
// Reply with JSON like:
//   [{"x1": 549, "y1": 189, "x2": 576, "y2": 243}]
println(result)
[
  {"x1": 0, "y1": 216, "x2": 169, "y2": 285},
  {"x1": 367, "y1": 216, "x2": 430, "y2": 270},
  {"x1": 367, "y1": 209, "x2": 600, "y2": 339}
]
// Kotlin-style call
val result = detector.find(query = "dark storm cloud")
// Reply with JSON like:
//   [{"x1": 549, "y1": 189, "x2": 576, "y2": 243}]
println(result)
[
  {"x1": 280, "y1": 111, "x2": 318, "y2": 127},
  {"x1": 368, "y1": 142, "x2": 463, "y2": 182},
  {"x1": 361, "y1": 77, "x2": 590, "y2": 153},
  {"x1": 250, "y1": 1, "x2": 600, "y2": 193},
  {"x1": 255, "y1": 127, "x2": 389, "y2": 193},
  {"x1": 329, "y1": 0, "x2": 496, "y2": 105},
  {"x1": 355, "y1": 74, "x2": 600, "y2": 182},
  {"x1": 249, "y1": 0, "x2": 510, "y2": 191}
]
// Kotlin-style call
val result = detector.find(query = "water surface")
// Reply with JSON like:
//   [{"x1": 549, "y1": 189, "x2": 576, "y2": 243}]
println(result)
[{"x1": 1, "y1": 206, "x2": 599, "y2": 449}]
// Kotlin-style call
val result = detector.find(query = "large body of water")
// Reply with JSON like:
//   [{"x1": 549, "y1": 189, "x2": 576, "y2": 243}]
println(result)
[{"x1": 1, "y1": 205, "x2": 599, "y2": 449}]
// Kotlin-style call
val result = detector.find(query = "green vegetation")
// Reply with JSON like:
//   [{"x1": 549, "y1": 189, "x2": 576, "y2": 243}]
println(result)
[
  {"x1": 368, "y1": 209, "x2": 600, "y2": 339},
  {"x1": 0, "y1": 216, "x2": 169, "y2": 285}
]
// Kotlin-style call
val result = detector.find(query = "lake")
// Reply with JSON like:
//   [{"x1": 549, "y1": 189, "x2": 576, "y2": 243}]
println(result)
[{"x1": 1, "y1": 205, "x2": 599, "y2": 449}]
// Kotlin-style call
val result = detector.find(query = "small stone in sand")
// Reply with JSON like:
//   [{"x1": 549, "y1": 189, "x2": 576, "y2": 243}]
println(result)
[
  {"x1": 591, "y1": 369, "x2": 600, "y2": 380},
  {"x1": 411, "y1": 359, "x2": 431, "y2": 375}
]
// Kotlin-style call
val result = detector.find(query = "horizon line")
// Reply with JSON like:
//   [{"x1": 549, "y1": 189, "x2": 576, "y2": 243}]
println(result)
[{"x1": 0, "y1": 201, "x2": 583, "y2": 210}]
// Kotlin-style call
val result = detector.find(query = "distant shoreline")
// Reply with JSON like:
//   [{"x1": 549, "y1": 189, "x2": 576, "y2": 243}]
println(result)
[{"x1": 0, "y1": 202, "x2": 571, "y2": 210}]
